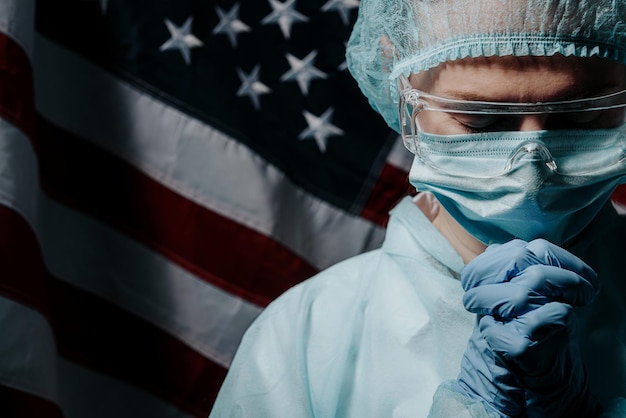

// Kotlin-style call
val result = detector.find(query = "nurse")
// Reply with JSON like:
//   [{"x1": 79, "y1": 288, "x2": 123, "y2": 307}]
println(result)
[{"x1": 211, "y1": 0, "x2": 626, "y2": 416}]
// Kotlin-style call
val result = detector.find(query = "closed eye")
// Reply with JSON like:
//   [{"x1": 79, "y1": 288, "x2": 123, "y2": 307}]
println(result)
[{"x1": 452, "y1": 114, "x2": 515, "y2": 133}]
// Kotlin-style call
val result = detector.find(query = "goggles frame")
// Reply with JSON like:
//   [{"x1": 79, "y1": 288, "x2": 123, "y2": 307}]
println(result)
[{"x1": 397, "y1": 74, "x2": 626, "y2": 115}]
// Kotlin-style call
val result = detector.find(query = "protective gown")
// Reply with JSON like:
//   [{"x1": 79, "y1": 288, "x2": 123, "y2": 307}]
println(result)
[{"x1": 209, "y1": 194, "x2": 626, "y2": 417}]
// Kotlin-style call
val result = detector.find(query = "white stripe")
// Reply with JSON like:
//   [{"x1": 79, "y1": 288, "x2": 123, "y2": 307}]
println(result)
[
  {"x1": 611, "y1": 199, "x2": 626, "y2": 216},
  {"x1": 0, "y1": 118, "x2": 260, "y2": 367},
  {"x1": 386, "y1": 134, "x2": 413, "y2": 171},
  {"x1": 33, "y1": 35, "x2": 386, "y2": 270},
  {"x1": 0, "y1": 0, "x2": 34, "y2": 56},
  {"x1": 0, "y1": 298, "x2": 194, "y2": 418},
  {"x1": 0, "y1": 297, "x2": 58, "y2": 403},
  {"x1": 58, "y1": 359, "x2": 194, "y2": 418}
]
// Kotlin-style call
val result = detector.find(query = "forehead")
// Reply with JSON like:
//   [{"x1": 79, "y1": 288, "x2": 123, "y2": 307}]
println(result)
[{"x1": 409, "y1": 55, "x2": 626, "y2": 102}]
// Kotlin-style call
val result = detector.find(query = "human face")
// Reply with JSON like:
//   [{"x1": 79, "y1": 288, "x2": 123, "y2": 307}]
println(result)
[{"x1": 407, "y1": 55, "x2": 626, "y2": 135}]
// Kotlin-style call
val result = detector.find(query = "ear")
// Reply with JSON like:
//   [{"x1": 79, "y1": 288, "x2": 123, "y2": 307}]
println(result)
[{"x1": 380, "y1": 35, "x2": 395, "y2": 72}]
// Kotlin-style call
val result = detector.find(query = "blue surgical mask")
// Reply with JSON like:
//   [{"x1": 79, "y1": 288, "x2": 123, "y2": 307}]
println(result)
[{"x1": 408, "y1": 128, "x2": 626, "y2": 245}]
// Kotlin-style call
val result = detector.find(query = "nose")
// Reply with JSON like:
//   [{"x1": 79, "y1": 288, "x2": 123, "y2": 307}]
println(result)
[{"x1": 517, "y1": 114, "x2": 549, "y2": 131}]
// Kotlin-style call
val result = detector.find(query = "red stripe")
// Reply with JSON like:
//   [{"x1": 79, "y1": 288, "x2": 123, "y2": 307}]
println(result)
[
  {"x1": 611, "y1": 184, "x2": 626, "y2": 207},
  {"x1": 360, "y1": 163, "x2": 413, "y2": 226},
  {"x1": 0, "y1": 32, "x2": 36, "y2": 140},
  {"x1": 36, "y1": 117, "x2": 317, "y2": 306},
  {"x1": 0, "y1": 29, "x2": 317, "y2": 307},
  {"x1": 0, "y1": 204, "x2": 227, "y2": 417},
  {"x1": 0, "y1": 384, "x2": 64, "y2": 418},
  {"x1": 52, "y1": 279, "x2": 227, "y2": 417}
]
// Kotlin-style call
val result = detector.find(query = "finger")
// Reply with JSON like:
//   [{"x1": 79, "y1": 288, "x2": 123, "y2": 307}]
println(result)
[
  {"x1": 524, "y1": 239, "x2": 599, "y2": 292},
  {"x1": 462, "y1": 239, "x2": 599, "y2": 295},
  {"x1": 463, "y1": 282, "x2": 549, "y2": 317},
  {"x1": 511, "y1": 264, "x2": 598, "y2": 307},
  {"x1": 464, "y1": 266, "x2": 595, "y2": 318},
  {"x1": 462, "y1": 239, "x2": 542, "y2": 290},
  {"x1": 508, "y1": 302, "x2": 573, "y2": 345},
  {"x1": 479, "y1": 314, "x2": 531, "y2": 361},
  {"x1": 479, "y1": 302, "x2": 573, "y2": 361}
]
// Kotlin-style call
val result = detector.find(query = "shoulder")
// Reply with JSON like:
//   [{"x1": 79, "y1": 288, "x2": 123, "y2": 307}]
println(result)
[
  {"x1": 232, "y1": 244, "x2": 414, "y2": 368},
  {"x1": 256, "y1": 248, "x2": 384, "y2": 333},
  {"x1": 210, "y1": 249, "x2": 391, "y2": 416}
]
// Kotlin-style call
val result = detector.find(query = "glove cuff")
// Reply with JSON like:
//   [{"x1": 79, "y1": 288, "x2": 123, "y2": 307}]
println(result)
[{"x1": 428, "y1": 380, "x2": 505, "y2": 418}]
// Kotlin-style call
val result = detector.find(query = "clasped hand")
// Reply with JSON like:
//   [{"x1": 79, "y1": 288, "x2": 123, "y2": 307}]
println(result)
[{"x1": 457, "y1": 239, "x2": 602, "y2": 417}]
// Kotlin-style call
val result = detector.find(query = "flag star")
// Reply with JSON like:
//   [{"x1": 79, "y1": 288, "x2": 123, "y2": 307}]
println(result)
[
  {"x1": 321, "y1": 0, "x2": 360, "y2": 25},
  {"x1": 261, "y1": 0, "x2": 309, "y2": 40},
  {"x1": 213, "y1": 3, "x2": 251, "y2": 48},
  {"x1": 280, "y1": 51, "x2": 327, "y2": 96},
  {"x1": 299, "y1": 108, "x2": 344, "y2": 153},
  {"x1": 99, "y1": 0, "x2": 109, "y2": 14},
  {"x1": 236, "y1": 65, "x2": 271, "y2": 110},
  {"x1": 159, "y1": 17, "x2": 204, "y2": 65},
  {"x1": 338, "y1": 41, "x2": 348, "y2": 71}
]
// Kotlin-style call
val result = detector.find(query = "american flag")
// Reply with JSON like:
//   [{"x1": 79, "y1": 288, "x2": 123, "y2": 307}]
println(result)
[{"x1": 0, "y1": 0, "x2": 413, "y2": 416}]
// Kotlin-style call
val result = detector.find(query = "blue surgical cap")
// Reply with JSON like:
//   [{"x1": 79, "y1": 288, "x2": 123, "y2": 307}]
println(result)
[{"x1": 346, "y1": 0, "x2": 626, "y2": 132}]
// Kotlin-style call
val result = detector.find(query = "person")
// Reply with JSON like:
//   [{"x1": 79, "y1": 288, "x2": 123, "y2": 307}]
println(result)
[{"x1": 210, "y1": 0, "x2": 626, "y2": 416}]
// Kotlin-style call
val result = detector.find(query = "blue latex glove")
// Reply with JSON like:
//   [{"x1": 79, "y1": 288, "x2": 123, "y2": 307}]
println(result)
[
  {"x1": 479, "y1": 303, "x2": 601, "y2": 417},
  {"x1": 457, "y1": 239, "x2": 602, "y2": 417},
  {"x1": 456, "y1": 323, "x2": 526, "y2": 417}
]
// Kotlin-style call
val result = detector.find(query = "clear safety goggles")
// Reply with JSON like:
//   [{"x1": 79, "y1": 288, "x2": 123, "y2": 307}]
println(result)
[
  {"x1": 397, "y1": 74, "x2": 626, "y2": 178},
  {"x1": 398, "y1": 74, "x2": 626, "y2": 118}
]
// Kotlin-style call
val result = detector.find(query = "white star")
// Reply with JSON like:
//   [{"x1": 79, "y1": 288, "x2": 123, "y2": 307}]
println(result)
[
  {"x1": 261, "y1": 0, "x2": 309, "y2": 39},
  {"x1": 213, "y1": 3, "x2": 251, "y2": 48},
  {"x1": 299, "y1": 108, "x2": 344, "y2": 153},
  {"x1": 99, "y1": 0, "x2": 108, "y2": 14},
  {"x1": 159, "y1": 17, "x2": 204, "y2": 65},
  {"x1": 280, "y1": 51, "x2": 327, "y2": 96},
  {"x1": 321, "y1": 0, "x2": 359, "y2": 25},
  {"x1": 236, "y1": 65, "x2": 271, "y2": 110},
  {"x1": 338, "y1": 41, "x2": 348, "y2": 71}
]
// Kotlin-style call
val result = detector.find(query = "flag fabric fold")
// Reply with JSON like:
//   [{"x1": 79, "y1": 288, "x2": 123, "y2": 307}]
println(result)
[{"x1": 0, "y1": 0, "x2": 411, "y2": 416}]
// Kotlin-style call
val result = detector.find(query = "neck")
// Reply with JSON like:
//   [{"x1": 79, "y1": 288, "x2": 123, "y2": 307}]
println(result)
[{"x1": 414, "y1": 192, "x2": 487, "y2": 263}]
